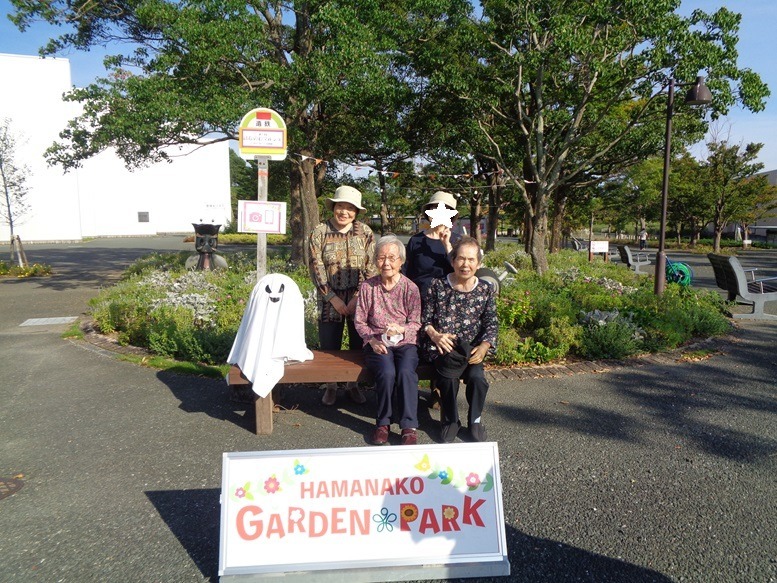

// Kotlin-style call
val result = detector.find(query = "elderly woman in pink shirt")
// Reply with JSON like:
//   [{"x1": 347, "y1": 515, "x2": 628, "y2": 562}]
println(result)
[{"x1": 354, "y1": 235, "x2": 422, "y2": 446}]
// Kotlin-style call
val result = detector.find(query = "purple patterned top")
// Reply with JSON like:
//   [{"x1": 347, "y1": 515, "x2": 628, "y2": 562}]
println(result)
[
  {"x1": 421, "y1": 275, "x2": 498, "y2": 362},
  {"x1": 354, "y1": 274, "x2": 422, "y2": 347}
]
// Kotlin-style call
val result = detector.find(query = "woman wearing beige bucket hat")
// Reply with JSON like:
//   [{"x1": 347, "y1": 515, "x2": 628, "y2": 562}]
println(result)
[{"x1": 309, "y1": 185, "x2": 377, "y2": 406}]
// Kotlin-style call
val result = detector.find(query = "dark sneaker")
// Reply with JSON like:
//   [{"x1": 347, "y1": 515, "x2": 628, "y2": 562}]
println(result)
[
  {"x1": 321, "y1": 384, "x2": 337, "y2": 406},
  {"x1": 347, "y1": 384, "x2": 367, "y2": 404},
  {"x1": 469, "y1": 423, "x2": 488, "y2": 442},
  {"x1": 371, "y1": 425, "x2": 390, "y2": 445},
  {"x1": 401, "y1": 428, "x2": 418, "y2": 446},
  {"x1": 440, "y1": 422, "x2": 460, "y2": 443}
]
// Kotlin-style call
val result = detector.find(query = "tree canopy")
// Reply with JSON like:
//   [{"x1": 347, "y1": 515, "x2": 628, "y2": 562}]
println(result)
[{"x1": 9, "y1": 0, "x2": 770, "y2": 269}]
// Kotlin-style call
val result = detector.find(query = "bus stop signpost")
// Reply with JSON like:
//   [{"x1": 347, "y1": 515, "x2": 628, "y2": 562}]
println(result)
[{"x1": 237, "y1": 108, "x2": 288, "y2": 277}]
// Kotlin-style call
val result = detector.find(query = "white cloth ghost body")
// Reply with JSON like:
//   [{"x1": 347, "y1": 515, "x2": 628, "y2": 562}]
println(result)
[{"x1": 228, "y1": 274, "x2": 313, "y2": 397}]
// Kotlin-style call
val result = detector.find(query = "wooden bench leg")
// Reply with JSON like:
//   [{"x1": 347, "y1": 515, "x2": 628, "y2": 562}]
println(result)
[{"x1": 254, "y1": 393, "x2": 274, "y2": 435}]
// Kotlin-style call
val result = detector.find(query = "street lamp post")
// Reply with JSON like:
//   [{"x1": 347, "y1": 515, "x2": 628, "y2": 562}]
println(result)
[{"x1": 654, "y1": 76, "x2": 712, "y2": 295}]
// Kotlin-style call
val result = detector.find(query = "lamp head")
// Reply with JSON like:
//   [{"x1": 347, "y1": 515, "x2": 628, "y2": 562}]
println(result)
[{"x1": 684, "y1": 76, "x2": 712, "y2": 105}]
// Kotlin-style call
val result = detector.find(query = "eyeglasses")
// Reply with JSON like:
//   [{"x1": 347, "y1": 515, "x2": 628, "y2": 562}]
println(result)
[{"x1": 377, "y1": 255, "x2": 400, "y2": 264}]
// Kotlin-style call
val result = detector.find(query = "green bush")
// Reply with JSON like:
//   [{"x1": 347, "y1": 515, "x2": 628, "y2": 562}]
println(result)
[
  {"x1": 579, "y1": 312, "x2": 644, "y2": 360},
  {"x1": 0, "y1": 261, "x2": 52, "y2": 277},
  {"x1": 87, "y1": 244, "x2": 733, "y2": 367}
]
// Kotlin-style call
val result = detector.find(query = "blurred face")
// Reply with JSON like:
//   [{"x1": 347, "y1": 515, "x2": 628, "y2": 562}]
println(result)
[
  {"x1": 452, "y1": 243, "x2": 480, "y2": 280},
  {"x1": 376, "y1": 244, "x2": 403, "y2": 280},
  {"x1": 331, "y1": 202, "x2": 358, "y2": 229}
]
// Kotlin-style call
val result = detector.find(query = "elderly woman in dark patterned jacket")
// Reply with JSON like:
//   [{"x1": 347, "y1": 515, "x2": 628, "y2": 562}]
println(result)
[{"x1": 421, "y1": 236, "x2": 498, "y2": 444}]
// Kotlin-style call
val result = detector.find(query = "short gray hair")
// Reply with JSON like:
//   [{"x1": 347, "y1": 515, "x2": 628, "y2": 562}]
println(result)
[{"x1": 374, "y1": 235, "x2": 406, "y2": 264}]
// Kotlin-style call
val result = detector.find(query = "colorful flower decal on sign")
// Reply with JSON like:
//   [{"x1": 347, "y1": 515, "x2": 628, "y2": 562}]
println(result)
[
  {"x1": 414, "y1": 454, "x2": 431, "y2": 472},
  {"x1": 401, "y1": 503, "x2": 419, "y2": 524},
  {"x1": 264, "y1": 475, "x2": 281, "y2": 494},
  {"x1": 232, "y1": 482, "x2": 254, "y2": 501},
  {"x1": 416, "y1": 455, "x2": 494, "y2": 492},
  {"x1": 231, "y1": 459, "x2": 311, "y2": 502},
  {"x1": 372, "y1": 507, "x2": 398, "y2": 533}
]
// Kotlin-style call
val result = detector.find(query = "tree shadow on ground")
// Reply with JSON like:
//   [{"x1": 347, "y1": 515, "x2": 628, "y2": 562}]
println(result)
[
  {"x1": 490, "y1": 330, "x2": 777, "y2": 464},
  {"x1": 146, "y1": 485, "x2": 672, "y2": 583},
  {"x1": 284, "y1": 384, "x2": 442, "y2": 445}
]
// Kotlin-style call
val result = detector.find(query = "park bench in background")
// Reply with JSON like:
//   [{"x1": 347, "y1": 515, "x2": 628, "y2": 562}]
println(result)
[
  {"x1": 617, "y1": 245, "x2": 651, "y2": 274},
  {"x1": 707, "y1": 253, "x2": 777, "y2": 320},
  {"x1": 227, "y1": 350, "x2": 434, "y2": 435}
]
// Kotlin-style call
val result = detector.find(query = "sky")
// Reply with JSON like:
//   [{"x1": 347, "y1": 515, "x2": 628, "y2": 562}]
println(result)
[{"x1": 1, "y1": 0, "x2": 775, "y2": 172}]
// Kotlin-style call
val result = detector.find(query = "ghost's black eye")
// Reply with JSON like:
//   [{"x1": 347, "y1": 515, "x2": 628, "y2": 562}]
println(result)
[
  {"x1": 279, "y1": 283, "x2": 285, "y2": 293},
  {"x1": 265, "y1": 285, "x2": 272, "y2": 293}
]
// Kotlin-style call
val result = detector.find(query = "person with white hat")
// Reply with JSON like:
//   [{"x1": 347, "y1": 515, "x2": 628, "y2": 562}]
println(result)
[
  {"x1": 309, "y1": 185, "x2": 377, "y2": 406},
  {"x1": 403, "y1": 191, "x2": 462, "y2": 300},
  {"x1": 403, "y1": 190, "x2": 462, "y2": 412}
]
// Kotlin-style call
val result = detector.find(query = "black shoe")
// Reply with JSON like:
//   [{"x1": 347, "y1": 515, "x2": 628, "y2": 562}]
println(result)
[
  {"x1": 440, "y1": 422, "x2": 460, "y2": 443},
  {"x1": 469, "y1": 423, "x2": 487, "y2": 442}
]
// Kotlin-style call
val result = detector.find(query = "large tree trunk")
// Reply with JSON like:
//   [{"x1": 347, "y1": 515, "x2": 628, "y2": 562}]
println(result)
[
  {"x1": 377, "y1": 168, "x2": 389, "y2": 235},
  {"x1": 713, "y1": 228, "x2": 723, "y2": 253},
  {"x1": 470, "y1": 197, "x2": 483, "y2": 246},
  {"x1": 289, "y1": 156, "x2": 321, "y2": 265},
  {"x1": 527, "y1": 186, "x2": 549, "y2": 274},
  {"x1": 486, "y1": 182, "x2": 500, "y2": 252},
  {"x1": 529, "y1": 211, "x2": 548, "y2": 275},
  {"x1": 549, "y1": 187, "x2": 567, "y2": 253}
]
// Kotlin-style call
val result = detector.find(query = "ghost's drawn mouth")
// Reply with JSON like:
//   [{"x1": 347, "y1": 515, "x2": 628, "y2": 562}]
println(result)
[{"x1": 265, "y1": 283, "x2": 285, "y2": 303}]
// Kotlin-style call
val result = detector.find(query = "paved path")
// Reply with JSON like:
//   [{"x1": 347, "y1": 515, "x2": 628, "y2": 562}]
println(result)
[{"x1": 0, "y1": 238, "x2": 775, "y2": 582}]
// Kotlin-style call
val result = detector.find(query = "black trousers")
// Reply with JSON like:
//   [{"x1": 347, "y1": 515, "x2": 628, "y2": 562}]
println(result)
[{"x1": 435, "y1": 363, "x2": 489, "y2": 426}]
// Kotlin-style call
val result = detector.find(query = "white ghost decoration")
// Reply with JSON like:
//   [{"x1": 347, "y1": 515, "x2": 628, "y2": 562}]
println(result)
[{"x1": 228, "y1": 273, "x2": 313, "y2": 397}]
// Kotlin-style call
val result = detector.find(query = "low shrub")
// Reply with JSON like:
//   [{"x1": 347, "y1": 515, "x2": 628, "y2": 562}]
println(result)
[
  {"x1": 0, "y1": 261, "x2": 52, "y2": 277},
  {"x1": 87, "y1": 244, "x2": 733, "y2": 367},
  {"x1": 579, "y1": 309, "x2": 644, "y2": 359}
]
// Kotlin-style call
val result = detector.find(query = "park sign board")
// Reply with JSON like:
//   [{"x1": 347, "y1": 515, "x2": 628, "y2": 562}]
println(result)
[
  {"x1": 219, "y1": 443, "x2": 510, "y2": 581},
  {"x1": 238, "y1": 108, "x2": 287, "y2": 161},
  {"x1": 237, "y1": 200, "x2": 287, "y2": 234}
]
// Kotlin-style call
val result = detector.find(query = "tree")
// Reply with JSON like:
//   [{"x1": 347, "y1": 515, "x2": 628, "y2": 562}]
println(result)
[
  {"x1": 415, "y1": 0, "x2": 769, "y2": 274},
  {"x1": 702, "y1": 140, "x2": 776, "y2": 251},
  {"x1": 669, "y1": 152, "x2": 713, "y2": 246},
  {"x1": 0, "y1": 118, "x2": 31, "y2": 254},
  {"x1": 9, "y1": 0, "x2": 425, "y2": 263}
]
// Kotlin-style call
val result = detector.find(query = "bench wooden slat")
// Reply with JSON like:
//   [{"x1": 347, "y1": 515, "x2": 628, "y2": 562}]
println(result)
[
  {"x1": 228, "y1": 349, "x2": 435, "y2": 386},
  {"x1": 227, "y1": 349, "x2": 435, "y2": 436}
]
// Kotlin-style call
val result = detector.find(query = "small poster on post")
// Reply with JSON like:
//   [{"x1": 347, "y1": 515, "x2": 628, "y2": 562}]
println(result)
[{"x1": 238, "y1": 200, "x2": 287, "y2": 234}]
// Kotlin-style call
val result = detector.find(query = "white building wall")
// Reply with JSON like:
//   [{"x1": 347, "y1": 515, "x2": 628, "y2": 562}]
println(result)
[{"x1": 0, "y1": 53, "x2": 230, "y2": 242}]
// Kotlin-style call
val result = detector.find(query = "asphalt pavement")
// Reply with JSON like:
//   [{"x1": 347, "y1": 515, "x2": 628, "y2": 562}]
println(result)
[{"x1": 0, "y1": 237, "x2": 775, "y2": 583}]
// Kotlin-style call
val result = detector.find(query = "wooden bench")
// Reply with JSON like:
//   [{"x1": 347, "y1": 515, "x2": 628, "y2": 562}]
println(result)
[
  {"x1": 707, "y1": 253, "x2": 777, "y2": 320},
  {"x1": 617, "y1": 245, "x2": 651, "y2": 274},
  {"x1": 227, "y1": 350, "x2": 435, "y2": 435}
]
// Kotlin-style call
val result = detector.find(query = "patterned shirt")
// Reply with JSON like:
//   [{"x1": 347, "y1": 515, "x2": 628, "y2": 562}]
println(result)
[
  {"x1": 308, "y1": 219, "x2": 377, "y2": 322},
  {"x1": 354, "y1": 274, "x2": 422, "y2": 347},
  {"x1": 421, "y1": 275, "x2": 498, "y2": 362}
]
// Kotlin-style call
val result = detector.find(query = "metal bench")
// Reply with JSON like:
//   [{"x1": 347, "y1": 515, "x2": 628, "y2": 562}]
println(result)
[
  {"x1": 227, "y1": 350, "x2": 435, "y2": 435},
  {"x1": 617, "y1": 245, "x2": 651, "y2": 274},
  {"x1": 707, "y1": 253, "x2": 777, "y2": 320}
]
